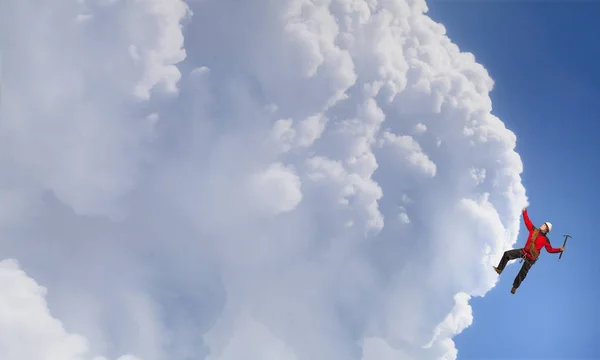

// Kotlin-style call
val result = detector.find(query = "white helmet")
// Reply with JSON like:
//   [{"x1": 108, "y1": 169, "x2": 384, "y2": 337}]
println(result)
[{"x1": 544, "y1": 222, "x2": 552, "y2": 232}]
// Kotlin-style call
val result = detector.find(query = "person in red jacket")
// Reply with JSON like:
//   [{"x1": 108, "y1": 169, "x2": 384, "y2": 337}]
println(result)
[{"x1": 493, "y1": 207, "x2": 564, "y2": 294}]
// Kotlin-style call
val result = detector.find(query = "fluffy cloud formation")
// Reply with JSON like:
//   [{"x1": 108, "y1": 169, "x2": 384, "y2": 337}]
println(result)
[
  {"x1": 0, "y1": 259, "x2": 139, "y2": 360},
  {"x1": 0, "y1": 0, "x2": 528, "y2": 359}
]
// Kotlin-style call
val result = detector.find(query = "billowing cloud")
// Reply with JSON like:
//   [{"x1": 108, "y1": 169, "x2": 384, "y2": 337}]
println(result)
[
  {"x1": 0, "y1": 259, "x2": 139, "y2": 360},
  {"x1": 0, "y1": 0, "x2": 528, "y2": 359}
]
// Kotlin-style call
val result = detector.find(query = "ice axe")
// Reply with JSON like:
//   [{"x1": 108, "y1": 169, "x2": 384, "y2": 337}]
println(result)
[{"x1": 558, "y1": 234, "x2": 571, "y2": 261}]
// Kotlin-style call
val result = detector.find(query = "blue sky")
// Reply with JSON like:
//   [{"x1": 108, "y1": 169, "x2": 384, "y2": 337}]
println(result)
[{"x1": 426, "y1": 2, "x2": 600, "y2": 358}]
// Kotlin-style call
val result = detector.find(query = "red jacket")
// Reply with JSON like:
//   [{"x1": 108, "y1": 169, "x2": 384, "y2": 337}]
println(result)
[{"x1": 521, "y1": 209, "x2": 562, "y2": 260}]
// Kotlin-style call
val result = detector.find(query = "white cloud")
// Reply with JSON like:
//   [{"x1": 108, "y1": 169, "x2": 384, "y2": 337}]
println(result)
[
  {"x1": 0, "y1": 259, "x2": 138, "y2": 360},
  {"x1": 423, "y1": 292, "x2": 473, "y2": 356},
  {"x1": 270, "y1": 113, "x2": 328, "y2": 153},
  {"x1": 204, "y1": 311, "x2": 298, "y2": 360},
  {"x1": 0, "y1": 0, "x2": 190, "y2": 220},
  {"x1": 414, "y1": 123, "x2": 428, "y2": 134},
  {"x1": 0, "y1": 0, "x2": 529, "y2": 359},
  {"x1": 379, "y1": 130, "x2": 437, "y2": 177},
  {"x1": 248, "y1": 162, "x2": 303, "y2": 215}
]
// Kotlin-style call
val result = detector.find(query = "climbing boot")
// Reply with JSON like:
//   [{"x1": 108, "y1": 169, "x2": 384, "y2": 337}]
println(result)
[
  {"x1": 493, "y1": 266, "x2": 502, "y2": 275},
  {"x1": 511, "y1": 287, "x2": 516, "y2": 294}
]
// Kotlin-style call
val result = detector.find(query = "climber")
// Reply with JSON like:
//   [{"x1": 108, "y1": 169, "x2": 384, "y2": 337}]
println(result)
[{"x1": 493, "y1": 207, "x2": 564, "y2": 294}]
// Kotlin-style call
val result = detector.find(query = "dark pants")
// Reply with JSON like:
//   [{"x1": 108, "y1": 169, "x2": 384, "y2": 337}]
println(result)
[{"x1": 497, "y1": 248, "x2": 536, "y2": 289}]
